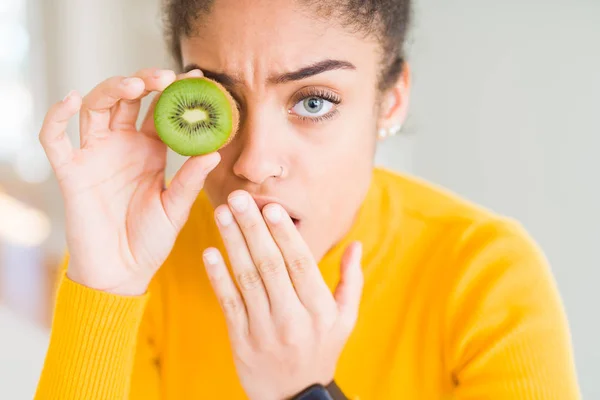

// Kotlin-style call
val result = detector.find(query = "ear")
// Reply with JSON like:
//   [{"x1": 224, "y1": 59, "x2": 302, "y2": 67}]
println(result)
[{"x1": 377, "y1": 62, "x2": 411, "y2": 140}]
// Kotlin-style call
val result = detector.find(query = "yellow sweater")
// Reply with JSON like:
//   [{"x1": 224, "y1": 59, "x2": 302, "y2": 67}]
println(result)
[{"x1": 35, "y1": 167, "x2": 581, "y2": 399}]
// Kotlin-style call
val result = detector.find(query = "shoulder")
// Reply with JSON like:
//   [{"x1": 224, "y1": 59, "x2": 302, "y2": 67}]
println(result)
[
  {"x1": 374, "y1": 169, "x2": 579, "y2": 394},
  {"x1": 372, "y1": 166, "x2": 543, "y2": 256},
  {"x1": 373, "y1": 166, "x2": 557, "y2": 311},
  {"x1": 373, "y1": 166, "x2": 504, "y2": 226}
]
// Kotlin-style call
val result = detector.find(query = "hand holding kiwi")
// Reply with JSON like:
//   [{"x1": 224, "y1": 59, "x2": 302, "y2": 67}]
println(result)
[{"x1": 38, "y1": 68, "x2": 233, "y2": 296}]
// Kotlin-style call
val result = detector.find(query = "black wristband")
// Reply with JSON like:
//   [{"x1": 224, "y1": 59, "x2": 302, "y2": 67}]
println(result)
[
  {"x1": 290, "y1": 384, "x2": 333, "y2": 400},
  {"x1": 325, "y1": 381, "x2": 347, "y2": 400},
  {"x1": 289, "y1": 381, "x2": 347, "y2": 400}
]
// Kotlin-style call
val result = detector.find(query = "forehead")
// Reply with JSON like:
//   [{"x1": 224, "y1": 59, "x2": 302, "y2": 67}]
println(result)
[{"x1": 180, "y1": 0, "x2": 379, "y2": 78}]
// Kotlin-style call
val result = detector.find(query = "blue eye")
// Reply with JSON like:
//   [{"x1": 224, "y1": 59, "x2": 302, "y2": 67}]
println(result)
[{"x1": 291, "y1": 96, "x2": 334, "y2": 118}]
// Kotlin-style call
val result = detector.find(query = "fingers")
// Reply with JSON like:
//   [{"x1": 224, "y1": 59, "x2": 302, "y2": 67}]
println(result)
[
  {"x1": 203, "y1": 247, "x2": 248, "y2": 342},
  {"x1": 75, "y1": 67, "x2": 203, "y2": 148},
  {"x1": 175, "y1": 68, "x2": 204, "y2": 81},
  {"x1": 110, "y1": 68, "x2": 177, "y2": 131},
  {"x1": 262, "y1": 203, "x2": 334, "y2": 315},
  {"x1": 333, "y1": 241, "x2": 364, "y2": 330},
  {"x1": 139, "y1": 69, "x2": 204, "y2": 136},
  {"x1": 226, "y1": 191, "x2": 300, "y2": 314},
  {"x1": 79, "y1": 76, "x2": 146, "y2": 143},
  {"x1": 161, "y1": 152, "x2": 221, "y2": 231},
  {"x1": 39, "y1": 90, "x2": 81, "y2": 177},
  {"x1": 214, "y1": 204, "x2": 272, "y2": 330}
]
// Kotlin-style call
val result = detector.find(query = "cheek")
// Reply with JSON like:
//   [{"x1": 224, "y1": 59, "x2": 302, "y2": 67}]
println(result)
[
  {"x1": 322, "y1": 109, "x2": 377, "y2": 164},
  {"x1": 301, "y1": 115, "x2": 377, "y2": 193}
]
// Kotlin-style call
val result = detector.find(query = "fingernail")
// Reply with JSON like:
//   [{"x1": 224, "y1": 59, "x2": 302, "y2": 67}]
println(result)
[
  {"x1": 203, "y1": 249, "x2": 219, "y2": 265},
  {"x1": 153, "y1": 69, "x2": 163, "y2": 78},
  {"x1": 204, "y1": 154, "x2": 221, "y2": 172},
  {"x1": 121, "y1": 77, "x2": 136, "y2": 86},
  {"x1": 187, "y1": 69, "x2": 203, "y2": 77},
  {"x1": 229, "y1": 195, "x2": 248, "y2": 212},
  {"x1": 62, "y1": 90, "x2": 75, "y2": 103},
  {"x1": 264, "y1": 205, "x2": 282, "y2": 223},
  {"x1": 217, "y1": 210, "x2": 233, "y2": 226}
]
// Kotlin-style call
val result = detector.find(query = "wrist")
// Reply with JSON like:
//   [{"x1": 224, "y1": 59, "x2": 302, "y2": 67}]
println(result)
[
  {"x1": 65, "y1": 268, "x2": 150, "y2": 297},
  {"x1": 102, "y1": 280, "x2": 151, "y2": 296}
]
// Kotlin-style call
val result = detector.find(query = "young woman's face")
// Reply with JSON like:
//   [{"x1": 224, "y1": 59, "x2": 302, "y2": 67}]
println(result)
[{"x1": 181, "y1": 0, "x2": 392, "y2": 261}]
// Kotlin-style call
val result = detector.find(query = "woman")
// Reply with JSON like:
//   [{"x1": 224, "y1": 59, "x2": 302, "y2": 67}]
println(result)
[{"x1": 34, "y1": 0, "x2": 580, "y2": 399}]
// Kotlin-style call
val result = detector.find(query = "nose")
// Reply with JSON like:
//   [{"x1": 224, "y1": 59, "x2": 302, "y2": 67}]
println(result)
[{"x1": 232, "y1": 110, "x2": 284, "y2": 185}]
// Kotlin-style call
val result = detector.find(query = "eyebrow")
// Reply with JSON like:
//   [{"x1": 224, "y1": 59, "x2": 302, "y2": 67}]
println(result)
[
  {"x1": 183, "y1": 59, "x2": 356, "y2": 86},
  {"x1": 269, "y1": 59, "x2": 356, "y2": 84},
  {"x1": 184, "y1": 64, "x2": 237, "y2": 87}
]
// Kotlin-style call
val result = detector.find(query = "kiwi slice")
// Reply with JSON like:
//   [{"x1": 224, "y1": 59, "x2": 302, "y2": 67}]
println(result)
[{"x1": 153, "y1": 77, "x2": 239, "y2": 156}]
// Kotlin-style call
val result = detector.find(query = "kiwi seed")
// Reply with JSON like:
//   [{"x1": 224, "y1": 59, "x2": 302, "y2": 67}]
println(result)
[{"x1": 153, "y1": 77, "x2": 240, "y2": 156}]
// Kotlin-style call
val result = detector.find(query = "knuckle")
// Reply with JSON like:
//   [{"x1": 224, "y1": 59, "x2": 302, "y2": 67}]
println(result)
[
  {"x1": 84, "y1": 76, "x2": 123, "y2": 104},
  {"x1": 237, "y1": 269, "x2": 262, "y2": 291},
  {"x1": 287, "y1": 255, "x2": 313, "y2": 275},
  {"x1": 276, "y1": 311, "x2": 309, "y2": 347},
  {"x1": 253, "y1": 335, "x2": 275, "y2": 353},
  {"x1": 220, "y1": 296, "x2": 244, "y2": 316},
  {"x1": 39, "y1": 110, "x2": 63, "y2": 145},
  {"x1": 110, "y1": 75, "x2": 126, "y2": 86},
  {"x1": 103, "y1": 81, "x2": 123, "y2": 98},
  {"x1": 280, "y1": 328, "x2": 302, "y2": 348},
  {"x1": 100, "y1": 76, "x2": 124, "y2": 92},
  {"x1": 53, "y1": 130, "x2": 66, "y2": 142},
  {"x1": 42, "y1": 103, "x2": 60, "y2": 123},
  {"x1": 38, "y1": 126, "x2": 48, "y2": 143},
  {"x1": 276, "y1": 318, "x2": 302, "y2": 346},
  {"x1": 314, "y1": 311, "x2": 335, "y2": 332},
  {"x1": 119, "y1": 97, "x2": 139, "y2": 105},
  {"x1": 256, "y1": 257, "x2": 282, "y2": 278}
]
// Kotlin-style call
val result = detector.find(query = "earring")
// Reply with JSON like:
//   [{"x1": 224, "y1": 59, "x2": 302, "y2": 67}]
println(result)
[
  {"x1": 378, "y1": 128, "x2": 389, "y2": 139},
  {"x1": 377, "y1": 123, "x2": 402, "y2": 140},
  {"x1": 389, "y1": 123, "x2": 402, "y2": 136}
]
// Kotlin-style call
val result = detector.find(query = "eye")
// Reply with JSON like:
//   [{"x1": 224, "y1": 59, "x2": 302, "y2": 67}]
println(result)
[{"x1": 291, "y1": 96, "x2": 335, "y2": 118}]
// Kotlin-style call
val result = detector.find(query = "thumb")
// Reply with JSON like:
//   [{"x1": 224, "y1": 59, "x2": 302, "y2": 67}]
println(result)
[
  {"x1": 334, "y1": 241, "x2": 364, "y2": 328},
  {"x1": 161, "y1": 152, "x2": 221, "y2": 231}
]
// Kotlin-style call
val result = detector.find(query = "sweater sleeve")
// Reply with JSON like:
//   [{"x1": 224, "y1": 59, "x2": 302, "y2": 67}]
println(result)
[
  {"x1": 445, "y1": 218, "x2": 581, "y2": 399},
  {"x1": 34, "y1": 258, "x2": 162, "y2": 400}
]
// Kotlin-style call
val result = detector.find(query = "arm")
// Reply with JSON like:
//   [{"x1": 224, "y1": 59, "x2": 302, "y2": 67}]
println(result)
[
  {"x1": 446, "y1": 219, "x2": 581, "y2": 399},
  {"x1": 34, "y1": 67, "x2": 217, "y2": 399},
  {"x1": 35, "y1": 257, "x2": 162, "y2": 400}
]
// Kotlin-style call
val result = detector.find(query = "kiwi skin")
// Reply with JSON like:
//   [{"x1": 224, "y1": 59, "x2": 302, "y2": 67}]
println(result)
[
  {"x1": 153, "y1": 77, "x2": 240, "y2": 156},
  {"x1": 206, "y1": 78, "x2": 240, "y2": 150}
]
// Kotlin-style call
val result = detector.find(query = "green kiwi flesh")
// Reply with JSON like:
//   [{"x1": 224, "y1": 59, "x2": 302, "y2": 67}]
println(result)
[{"x1": 153, "y1": 77, "x2": 237, "y2": 156}]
